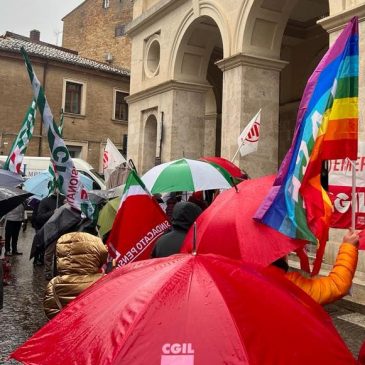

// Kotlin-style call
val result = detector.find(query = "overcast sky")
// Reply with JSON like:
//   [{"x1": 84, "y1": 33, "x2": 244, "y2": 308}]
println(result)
[{"x1": 0, "y1": 0, "x2": 85, "y2": 45}]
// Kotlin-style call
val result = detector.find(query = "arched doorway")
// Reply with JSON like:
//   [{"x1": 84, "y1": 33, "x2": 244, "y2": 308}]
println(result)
[
  {"x1": 172, "y1": 16, "x2": 223, "y2": 158},
  {"x1": 142, "y1": 114, "x2": 158, "y2": 173},
  {"x1": 279, "y1": 0, "x2": 329, "y2": 163}
]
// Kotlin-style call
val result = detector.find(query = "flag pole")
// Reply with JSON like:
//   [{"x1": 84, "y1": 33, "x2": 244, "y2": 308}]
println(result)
[
  {"x1": 231, "y1": 140, "x2": 244, "y2": 162},
  {"x1": 351, "y1": 160, "x2": 356, "y2": 230}
]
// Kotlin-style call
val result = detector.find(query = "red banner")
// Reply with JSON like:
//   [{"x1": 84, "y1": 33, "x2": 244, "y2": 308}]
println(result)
[{"x1": 328, "y1": 142, "x2": 365, "y2": 229}]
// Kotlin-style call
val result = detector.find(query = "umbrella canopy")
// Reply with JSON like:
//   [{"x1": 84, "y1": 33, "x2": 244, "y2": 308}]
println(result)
[
  {"x1": 141, "y1": 158, "x2": 232, "y2": 194},
  {"x1": 200, "y1": 156, "x2": 248, "y2": 179},
  {"x1": 181, "y1": 175, "x2": 306, "y2": 267},
  {"x1": 97, "y1": 196, "x2": 121, "y2": 237},
  {"x1": 0, "y1": 186, "x2": 32, "y2": 218},
  {"x1": 0, "y1": 169, "x2": 24, "y2": 188},
  {"x1": 24, "y1": 170, "x2": 94, "y2": 199},
  {"x1": 88, "y1": 184, "x2": 125, "y2": 203},
  {"x1": 11, "y1": 254, "x2": 355, "y2": 365},
  {"x1": 31, "y1": 204, "x2": 83, "y2": 259}
]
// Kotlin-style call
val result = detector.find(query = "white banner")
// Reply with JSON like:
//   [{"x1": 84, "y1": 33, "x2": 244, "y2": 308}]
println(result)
[{"x1": 328, "y1": 141, "x2": 365, "y2": 229}]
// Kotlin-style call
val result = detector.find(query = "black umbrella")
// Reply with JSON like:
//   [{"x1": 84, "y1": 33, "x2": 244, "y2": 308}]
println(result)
[
  {"x1": 0, "y1": 186, "x2": 33, "y2": 218},
  {"x1": 30, "y1": 204, "x2": 83, "y2": 259}
]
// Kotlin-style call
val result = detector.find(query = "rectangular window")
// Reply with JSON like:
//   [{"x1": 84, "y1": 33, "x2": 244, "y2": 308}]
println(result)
[
  {"x1": 65, "y1": 82, "x2": 82, "y2": 114},
  {"x1": 103, "y1": 0, "x2": 110, "y2": 8},
  {"x1": 114, "y1": 90, "x2": 129, "y2": 121},
  {"x1": 115, "y1": 24, "x2": 125, "y2": 37},
  {"x1": 66, "y1": 145, "x2": 82, "y2": 158}
]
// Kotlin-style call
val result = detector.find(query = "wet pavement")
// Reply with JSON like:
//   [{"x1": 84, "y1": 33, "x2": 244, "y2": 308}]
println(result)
[
  {"x1": 1, "y1": 227, "x2": 365, "y2": 364},
  {"x1": 0, "y1": 227, "x2": 47, "y2": 364}
]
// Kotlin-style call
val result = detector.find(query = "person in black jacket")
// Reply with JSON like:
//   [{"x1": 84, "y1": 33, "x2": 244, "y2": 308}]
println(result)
[{"x1": 151, "y1": 201, "x2": 202, "y2": 258}]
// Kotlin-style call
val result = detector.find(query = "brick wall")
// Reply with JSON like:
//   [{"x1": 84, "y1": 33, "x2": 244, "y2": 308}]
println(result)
[
  {"x1": 62, "y1": 0, "x2": 133, "y2": 71},
  {"x1": 0, "y1": 52, "x2": 128, "y2": 172}
]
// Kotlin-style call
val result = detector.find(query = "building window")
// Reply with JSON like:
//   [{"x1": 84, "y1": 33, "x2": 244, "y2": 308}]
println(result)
[
  {"x1": 115, "y1": 24, "x2": 125, "y2": 37},
  {"x1": 62, "y1": 79, "x2": 86, "y2": 115},
  {"x1": 66, "y1": 145, "x2": 82, "y2": 158},
  {"x1": 114, "y1": 90, "x2": 128, "y2": 121},
  {"x1": 65, "y1": 82, "x2": 82, "y2": 114},
  {"x1": 103, "y1": 0, "x2": 110, "y2": 8}
]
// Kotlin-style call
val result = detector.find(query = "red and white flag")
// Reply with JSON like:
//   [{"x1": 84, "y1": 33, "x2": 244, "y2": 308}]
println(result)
[
  {"x1": 107, "y1": 170, "x2": 170, "y2": 267},
  {"x1": 103, "y1": 138, "x2": 127, "y2": 182},
  {"x1": 237, "y1": 109, "x2": 261, "y2": 157}
]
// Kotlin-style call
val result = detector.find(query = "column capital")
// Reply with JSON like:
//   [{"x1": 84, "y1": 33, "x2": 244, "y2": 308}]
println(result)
[
  {"x1": 318, "y1": 4, "x2": 365, "y2": 33},
  {"x1": 126, "y1": 80, "x2": 212, "y2": 104},
  {"x1": 215, "y1": 53, "x2": 288, "y2": 72}
]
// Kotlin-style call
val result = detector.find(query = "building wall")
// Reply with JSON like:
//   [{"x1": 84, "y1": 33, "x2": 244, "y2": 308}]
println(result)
[
  {"x1": 126, "y1": 0, "x2": 365, "y2": 173},
  {"x1": 0, "y1": 52, "x2": 129, "y2": 172},
  {"x1": 62, "y1": 0, "x2": 133, "y2": 70}
]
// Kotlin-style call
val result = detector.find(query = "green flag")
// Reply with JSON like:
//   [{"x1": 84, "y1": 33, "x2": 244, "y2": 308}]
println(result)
[
  {"x1": 4, "y1": 99, "x2": 37, "y2": 174},
  {"x1": 21, "y1": 47, "x2": 94, "y2": 218}
]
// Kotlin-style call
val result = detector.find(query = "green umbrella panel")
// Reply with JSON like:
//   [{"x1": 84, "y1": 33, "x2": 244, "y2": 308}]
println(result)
[{"x1": 97, "y1": 196, "x2": 121, "y2": 237}]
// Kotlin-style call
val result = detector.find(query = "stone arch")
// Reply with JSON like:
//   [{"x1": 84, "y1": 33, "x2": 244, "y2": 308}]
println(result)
[
  {"x1": 141, "y1": 112, "x2": 158, "y2": 173},
  {"x1": 168, "y1": 1, "x2": 230, "y2": 80},
  {"x1": 235, "y1": 0, "x2": 302, "y2": 59}
]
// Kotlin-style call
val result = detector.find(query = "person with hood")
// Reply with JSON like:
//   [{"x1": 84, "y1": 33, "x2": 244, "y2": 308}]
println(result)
[
  {"x1": 43, "y1": 231, "x2": 107, "y2": 319},
  {"x1": 271, "y1": 228, "x2": 359, "y2": 306},
  {"x1": 151, "y1": 201, "x2": 202, "y2": 258}
]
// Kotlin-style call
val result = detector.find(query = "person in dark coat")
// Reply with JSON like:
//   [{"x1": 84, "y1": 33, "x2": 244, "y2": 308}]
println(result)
[{"x1": 151, "y1": 201, "x2": 202, "y2": 258}]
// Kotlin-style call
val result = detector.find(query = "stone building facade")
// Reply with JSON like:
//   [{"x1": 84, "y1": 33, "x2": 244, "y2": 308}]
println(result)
[
  {"x1": 125, "y1": 0, "x2": 365, "y2": 177},
  {"x1": 0, "y1": 31, "x2": 130, "y2": 172},
  {"x1": 62, "y1": 0, "x2": 133, "y2": 70},
  {"x1": 125, "y1": 0, "x2": 365, "y2": 301}
]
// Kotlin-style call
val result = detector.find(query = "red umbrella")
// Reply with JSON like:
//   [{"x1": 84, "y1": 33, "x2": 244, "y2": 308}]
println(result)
[
  {"x1": 182, "y1": 175, "x2": 306, "y2": 267},
  {"x1": 11, "y1": 254, "x2": 355, "y2": 365},
  {"x1": 200, "y1": 156, "x2": 248, "y2": 179}
]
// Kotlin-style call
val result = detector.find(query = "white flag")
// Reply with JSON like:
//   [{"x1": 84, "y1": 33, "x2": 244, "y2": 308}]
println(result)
[
  {"x1": 237, "y1": 109, "x2": 261, "y2": 157},
  {"x1": 103, "y1": 138, "x2": 127, "y2": 182}
]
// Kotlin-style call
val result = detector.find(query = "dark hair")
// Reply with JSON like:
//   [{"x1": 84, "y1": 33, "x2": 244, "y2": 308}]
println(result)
[{"x1": 272, "y1": 258, "x2": 289, "y2": 272}]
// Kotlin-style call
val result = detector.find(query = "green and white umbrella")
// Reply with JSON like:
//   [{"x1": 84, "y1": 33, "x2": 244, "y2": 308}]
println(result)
[{"x1": 141, "y1": 158, "x2": 233, "y2": 193}]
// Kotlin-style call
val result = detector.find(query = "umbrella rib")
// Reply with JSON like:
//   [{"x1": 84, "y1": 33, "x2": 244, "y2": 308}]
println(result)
[
  {"x1": 201, "y1": 262, "x2": 250, "y2": 359},
  {"x1": 112, "y1": 256, "x2": 189, "y2": 362}
]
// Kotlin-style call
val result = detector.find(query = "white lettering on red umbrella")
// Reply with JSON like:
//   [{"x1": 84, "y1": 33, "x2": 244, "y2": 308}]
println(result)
[{"x1": 161, "y1": 343, "x2": 194, "y2": 365}]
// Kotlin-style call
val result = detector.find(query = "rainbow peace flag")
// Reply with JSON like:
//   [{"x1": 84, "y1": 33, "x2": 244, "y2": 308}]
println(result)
[{"x1": 255, "y1": 17, "x2": 358, "y2": 260}]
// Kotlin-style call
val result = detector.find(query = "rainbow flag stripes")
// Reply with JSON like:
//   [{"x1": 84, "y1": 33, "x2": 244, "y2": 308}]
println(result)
[{"x1": 255, "y1": 17, "x2": 358, "y2": 258}]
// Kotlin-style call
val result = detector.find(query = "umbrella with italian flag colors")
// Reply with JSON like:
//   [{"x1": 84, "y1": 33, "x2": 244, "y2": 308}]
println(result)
[{"x1": 141, "y1": 158, "x2": 232, "y2": 194}]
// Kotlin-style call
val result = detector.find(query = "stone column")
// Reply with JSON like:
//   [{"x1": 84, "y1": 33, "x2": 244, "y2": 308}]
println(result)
[
  {"x1": 317, "y1": 5, "x2": 365, "y2": 277},
  {"x1": 217, "y1": 54, "x2": 287, "y2": 178},
  {"x1": 203, "y1": 113, "x2": 217, "y2": 157},
  {"x1": 126, "y1": 80, "x2": 211, "y2": 172}
]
